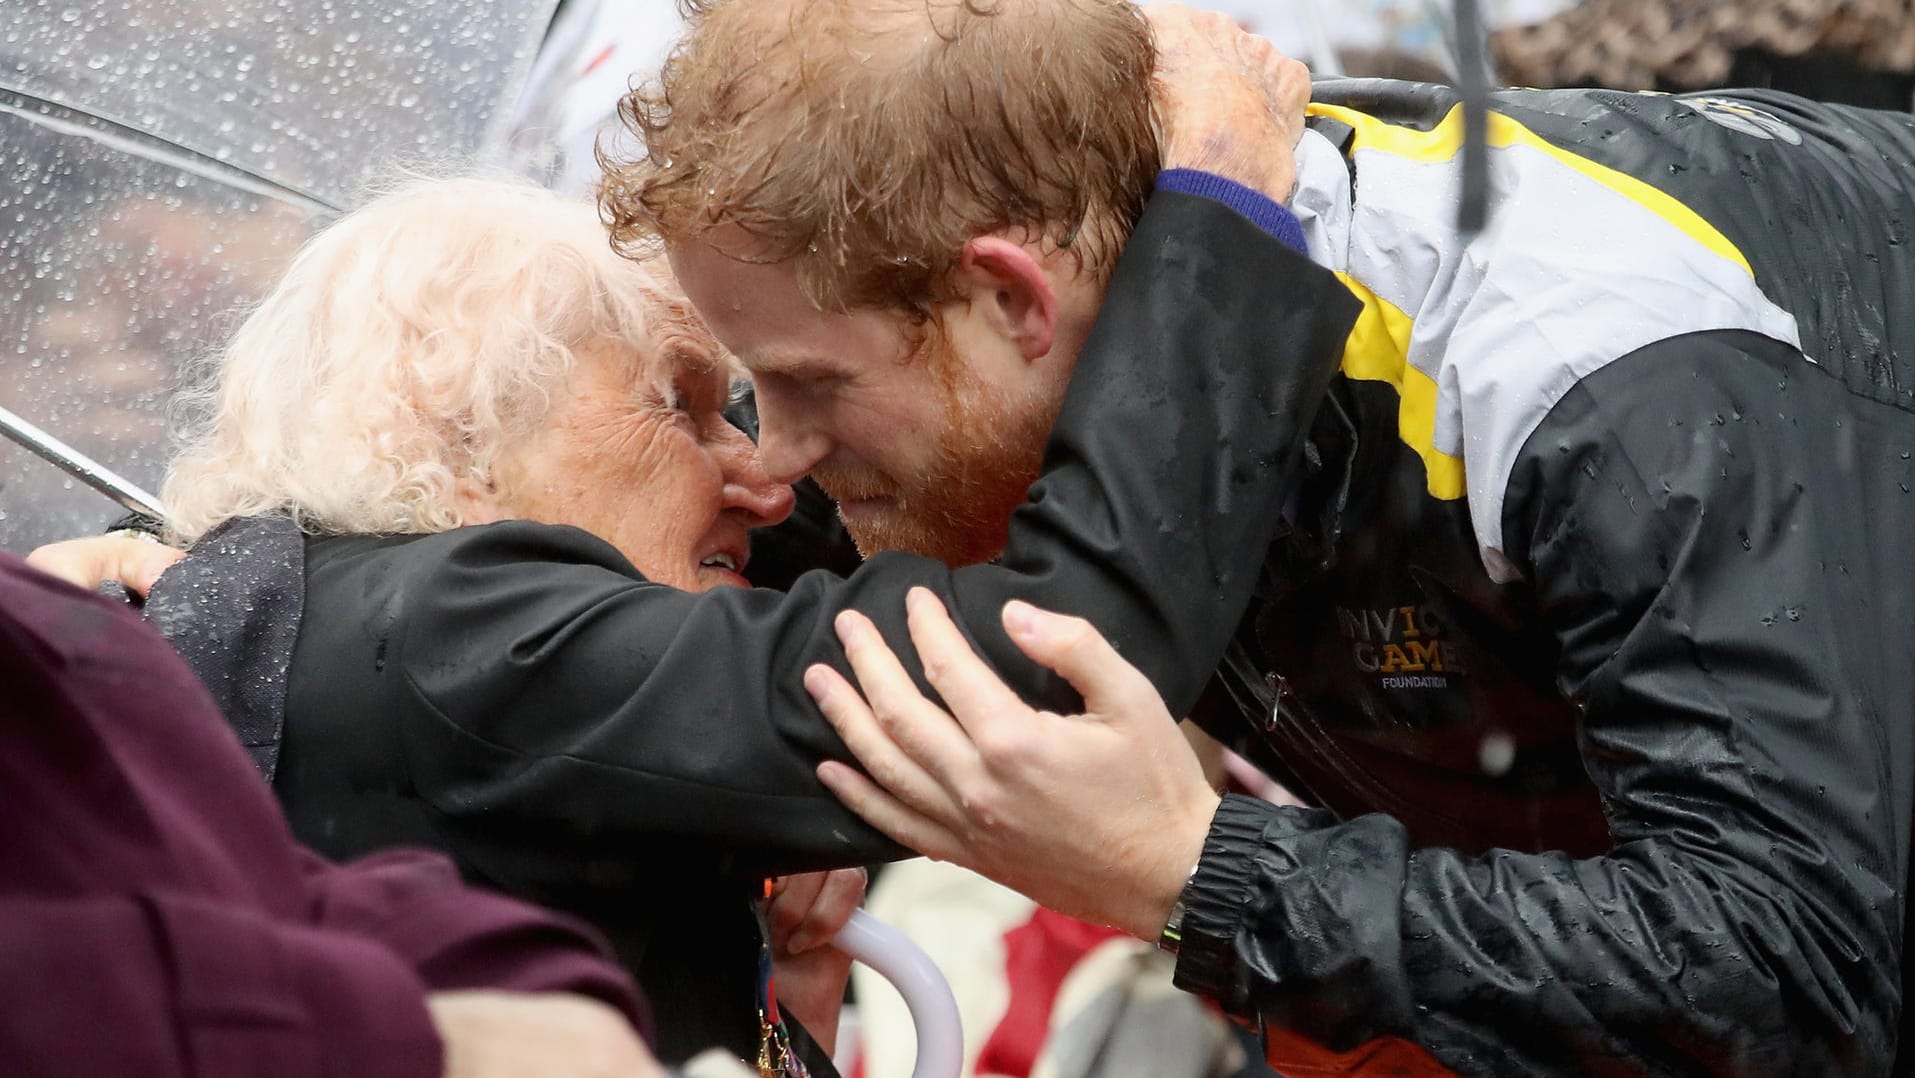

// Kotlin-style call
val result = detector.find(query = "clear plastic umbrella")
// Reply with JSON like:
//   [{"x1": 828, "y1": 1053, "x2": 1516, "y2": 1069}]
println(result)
[{"x1": 0, "y1": 0, "x2": 562, "y2": 551}]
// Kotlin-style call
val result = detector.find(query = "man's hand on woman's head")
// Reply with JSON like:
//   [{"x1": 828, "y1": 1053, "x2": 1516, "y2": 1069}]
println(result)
[
  {"x1": 27, "y1": 534, "x2": 184, "y2": 597},
  {"x1": 1147, "y1": 1, "x2": 1312, "y2": 203},
  {"x1": 808, "y1": 589, "x2": 1222, "y2": 942}
]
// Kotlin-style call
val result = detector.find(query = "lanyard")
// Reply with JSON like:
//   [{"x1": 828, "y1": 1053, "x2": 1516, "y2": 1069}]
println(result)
[{"x1": 752, "y1": 878, "x2": 811, "y2": 1078}]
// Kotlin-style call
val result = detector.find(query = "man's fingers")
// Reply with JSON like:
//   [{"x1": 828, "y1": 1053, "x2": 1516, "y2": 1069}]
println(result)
[
  {"x1": 806, "y1": 663, "x2": 956, "y2": 818},
  {"x1": 1001, "y1": 601, "x2": 1154, "y2": 719},
  {"x1": 816, "y1": 760, "x2": 962, "y2": 863},
  {"x1": 903, "y1": 588, "x2": 1025, "y2": 740},
  {"x1": 832, "y1": 608, "x2": 980, "y2": 775}
]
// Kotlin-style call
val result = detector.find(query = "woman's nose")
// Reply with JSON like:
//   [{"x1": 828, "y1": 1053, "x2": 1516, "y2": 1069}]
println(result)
[{"x1": 715, "y1": 425, "x2": 796, "y2": 527}]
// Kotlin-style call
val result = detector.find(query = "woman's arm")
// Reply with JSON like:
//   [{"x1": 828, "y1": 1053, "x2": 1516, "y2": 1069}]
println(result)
[{"x1": 384, "y1": 190, "x2": 1360, "y2": 878}]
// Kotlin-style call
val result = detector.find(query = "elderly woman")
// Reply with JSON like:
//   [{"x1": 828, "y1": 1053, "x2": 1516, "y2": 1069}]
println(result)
[{"x1": 33, "y1": 164, "x2": 1339, "y2": 1073}]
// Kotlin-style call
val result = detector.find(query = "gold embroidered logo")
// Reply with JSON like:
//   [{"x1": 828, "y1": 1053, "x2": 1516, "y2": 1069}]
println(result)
[{"x1": 1334, "y1": 604, "x2": 1466, "y2": 689}]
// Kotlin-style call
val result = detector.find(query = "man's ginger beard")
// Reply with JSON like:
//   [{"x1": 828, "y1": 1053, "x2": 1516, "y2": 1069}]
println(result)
[{"x1": 813, "y1": 329, "x2": 1060, "y2": 569}]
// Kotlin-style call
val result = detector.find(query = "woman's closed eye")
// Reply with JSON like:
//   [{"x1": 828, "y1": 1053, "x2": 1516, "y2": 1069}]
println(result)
[{"x1": 646, "y1": 376, "x2": 701, "y2": 427}]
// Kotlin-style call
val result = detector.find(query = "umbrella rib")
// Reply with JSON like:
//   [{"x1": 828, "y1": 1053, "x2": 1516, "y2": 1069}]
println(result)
[
  {"x1": 0, "y1": 404, "x2": 168, "y2": 525},
  {"x1": 0, "y1": 88, "x2": 340, "y2": 215}
]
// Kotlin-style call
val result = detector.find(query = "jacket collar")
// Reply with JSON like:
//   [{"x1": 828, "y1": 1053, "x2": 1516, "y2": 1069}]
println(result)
[{"x1": 1293, "y1": 120, "x2": 1358, "y2": 276}]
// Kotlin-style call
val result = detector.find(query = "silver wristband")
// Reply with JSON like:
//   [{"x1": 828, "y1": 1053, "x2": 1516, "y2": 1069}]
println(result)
[{"x1": 1157, "y1": 858, "x2": 1204, "y2": 955}]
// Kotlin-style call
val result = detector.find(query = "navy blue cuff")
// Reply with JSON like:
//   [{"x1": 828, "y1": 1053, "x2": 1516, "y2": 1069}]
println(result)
[{"x1": 1155, "y1": 168, "x2": 1307, "y2": 257}]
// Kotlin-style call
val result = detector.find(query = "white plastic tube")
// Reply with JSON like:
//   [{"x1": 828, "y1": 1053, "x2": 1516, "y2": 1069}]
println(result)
[{"x1": 832, "y1": 909, "x2": 963, "y2": 1078}]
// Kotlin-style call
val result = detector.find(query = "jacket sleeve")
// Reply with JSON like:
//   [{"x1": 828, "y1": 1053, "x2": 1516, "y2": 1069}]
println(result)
[
  {"x1": 296, "y1": 847, "x2": 652, "y2": 1041},
  {"x1": 1170, "y1": 331, "x2": 1907, "y2": 1074},
  {"x1": 0, "y1": 893, "x2": 443, "y2": 1078},
  {"x1": 392, "y1": 189, "x2": 1362, "y2": 880}
]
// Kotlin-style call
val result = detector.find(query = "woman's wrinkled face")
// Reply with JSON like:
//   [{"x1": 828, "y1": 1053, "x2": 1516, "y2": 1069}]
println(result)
[{"x1": 490, "y1": 337, "x2": 795, "y2": 592}]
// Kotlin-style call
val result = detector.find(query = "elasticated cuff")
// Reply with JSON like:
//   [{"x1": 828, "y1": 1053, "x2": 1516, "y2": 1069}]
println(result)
[
  {"x1": 1170, "y1": 792, "x2": 1286, "y2": 1011},
  {"x1": 1155, "y1": 169, "x2": 1308, "y2": 256}
]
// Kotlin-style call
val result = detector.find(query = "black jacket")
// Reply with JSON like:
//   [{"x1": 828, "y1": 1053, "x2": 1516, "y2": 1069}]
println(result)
[
  {"x1": 147, "y1": 191, "x2": 1361, "y2": 1068},
  {"x1": 1179, "y1": 82, "x2": 1915, "y2": 1075}
]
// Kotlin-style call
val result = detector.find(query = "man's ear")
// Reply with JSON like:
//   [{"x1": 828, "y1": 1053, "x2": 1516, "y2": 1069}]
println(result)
[{"x1": 954, "y1": 236, "x2": 1059, "y2": 361}]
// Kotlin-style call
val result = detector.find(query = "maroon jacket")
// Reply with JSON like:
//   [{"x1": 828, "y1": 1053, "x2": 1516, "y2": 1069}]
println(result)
[{"x1": 0, "y1": 553, "x2": 649, "y2": 1077}]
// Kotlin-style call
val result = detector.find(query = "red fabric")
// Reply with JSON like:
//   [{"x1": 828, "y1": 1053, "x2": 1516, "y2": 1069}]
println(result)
[
  {"x1": 0, "y1": 554, "x2": 646, "y2": 1077},
  {"x1": 972, "y1": 908, "x2": 1128, "y2": 1077},
  {"x1": 1264, "y1": 1029, "x2": 1458, "y2": 1077}
]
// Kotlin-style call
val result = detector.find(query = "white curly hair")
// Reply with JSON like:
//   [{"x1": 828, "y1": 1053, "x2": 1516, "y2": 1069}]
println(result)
[{"x1": 163, "y1": 176, "x2": 707, "y2": 543}]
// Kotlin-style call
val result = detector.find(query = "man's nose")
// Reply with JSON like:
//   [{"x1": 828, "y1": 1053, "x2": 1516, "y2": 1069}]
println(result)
[{"x1": 753, "y1": 387, "x2": 831, "y2": 486}]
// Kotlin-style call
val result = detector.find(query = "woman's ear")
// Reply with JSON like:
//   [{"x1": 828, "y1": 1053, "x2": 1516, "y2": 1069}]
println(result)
[
  {"x1": 452, "y1": 473, "x2": 507, "y2": 526},
  {"x1": 953, "y1": 236, "x2": 1060, "y2": 362}
]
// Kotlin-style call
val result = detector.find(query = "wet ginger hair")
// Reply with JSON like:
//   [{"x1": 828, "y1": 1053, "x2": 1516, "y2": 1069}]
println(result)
[{"x1": 600, "y1": 0, "x2": 1162, "y2": 320}]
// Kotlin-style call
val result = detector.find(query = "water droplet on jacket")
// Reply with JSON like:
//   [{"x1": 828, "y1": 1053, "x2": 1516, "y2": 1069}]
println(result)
[{"x1": 1478, "y1": 732, "x2": 1515, "y2": 776}]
